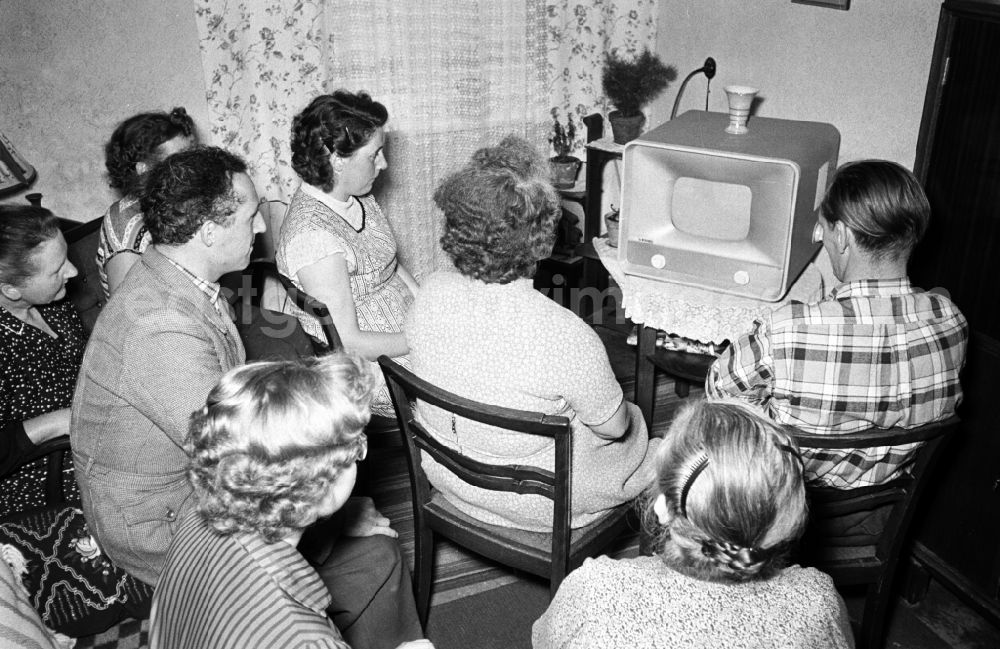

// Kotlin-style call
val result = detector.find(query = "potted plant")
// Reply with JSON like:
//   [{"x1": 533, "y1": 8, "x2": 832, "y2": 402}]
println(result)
[
  {"x1": 548, "y1": 108, "x2": 582, "y2": 189},
  {"x1": 602, "y1": 48, "x2": 677, "y2": 144}
]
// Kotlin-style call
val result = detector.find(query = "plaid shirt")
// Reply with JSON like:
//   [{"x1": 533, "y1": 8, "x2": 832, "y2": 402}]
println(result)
[
  {"x1": 706, "y1": 278, "x2": 968, "y2": 488},
  {"x1": 165, "y1": 257, "x2": 230, "y2": 318}
]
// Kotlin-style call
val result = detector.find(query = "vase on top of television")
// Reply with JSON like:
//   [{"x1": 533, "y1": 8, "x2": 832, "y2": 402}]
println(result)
[
  {"x1": 602, "y1": 48, "x2": 677, "y2": 145},
  {"x1": 548, "y1": 108, "x2": 582, "y2": 189}
]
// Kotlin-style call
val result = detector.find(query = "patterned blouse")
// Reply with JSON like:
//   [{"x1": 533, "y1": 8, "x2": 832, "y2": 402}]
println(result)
[
  {"x1": 0, "y1": 301, "x2": 86, "y2": 514},
  {"x1": 532, "y1": 555, "x2": 854, "y2": 649},
  {"x1": 275, "y1": 186, "x2": 414, "y2": 416},
  {"x1": 406, "y1": 272, "x2": 657, "y2": 531},
  {"x1": 96, "y1": 195, "x2": 152, "y2": 299}
]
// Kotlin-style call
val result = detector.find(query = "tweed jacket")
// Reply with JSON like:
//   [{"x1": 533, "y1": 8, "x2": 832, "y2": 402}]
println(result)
[{"x1": 71, "y1": 246, "x2": 244, "y2": 586}]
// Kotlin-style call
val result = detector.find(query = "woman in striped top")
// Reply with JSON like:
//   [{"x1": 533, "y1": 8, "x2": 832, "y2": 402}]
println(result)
[{"x1": 149, "y1": 355, "x2": 433, "y2": 649}]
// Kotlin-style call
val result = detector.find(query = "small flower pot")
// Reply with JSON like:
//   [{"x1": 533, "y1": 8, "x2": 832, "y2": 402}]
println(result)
[
  {"x1": 550, "y1": 156, "x2": 583, "y2": 189},
  {"x1": 608, "y1": 111, "x2": 645, "y2": 144},
  {"x1": 605, "y1": 209, "x2": 621, "y2": 247}
]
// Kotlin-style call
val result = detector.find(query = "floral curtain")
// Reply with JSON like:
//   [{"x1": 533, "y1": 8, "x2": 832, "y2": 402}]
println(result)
[
  {"x1": 546, "y1": 0, "x2": 659, "y2": 154},
  {"x1": 193, "y1": 0, "x2": 657, "y2": 275},
  {"x1": 193, "y1": 0, "x2": 549, "y2": 277}
]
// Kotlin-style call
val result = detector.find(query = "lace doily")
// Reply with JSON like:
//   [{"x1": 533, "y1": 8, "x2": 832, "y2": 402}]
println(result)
[{"x1": 595, "y1": 238, "x2": 835, "y2": 345}]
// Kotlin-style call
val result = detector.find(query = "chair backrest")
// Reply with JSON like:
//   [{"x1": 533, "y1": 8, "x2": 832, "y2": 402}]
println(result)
[
  {"x1": 378, "y1": 356, "x2": 574, "y2": 565},
  {"x1": 61, "y1": 217, "x2": 104, "y2": 334},
  {"x1": 248, "y1": 260, "x2": 344, "y2": 352},
  {"x1": 793, "y1": 416, "x2": 959, "y2": 649},
  {"x1": 237, "y1": 260, "x2": 328, "y2": 360},
  {"x1": 0, "y1": 437, "x2": 72, "y2": 511},
  {"x1": 795, "y1": 415, "x2": 959, "y2": 559}
]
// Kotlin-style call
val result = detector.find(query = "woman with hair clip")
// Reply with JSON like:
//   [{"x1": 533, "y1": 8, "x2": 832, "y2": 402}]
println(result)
[
  {"x1": 97, "y1": 107, "x2": 197, "y2": 297},
  {"x1": 276, "y1": 91, "x2": 418, "y2": 417},
  {"x1": 533, "y1": 399, "x2": 853, "y2": 649}
]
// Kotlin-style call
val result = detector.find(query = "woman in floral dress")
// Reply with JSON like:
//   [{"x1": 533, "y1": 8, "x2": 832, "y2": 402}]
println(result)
[{"x1": 276, "y1": 91, "x2": 418, "y2": 416}]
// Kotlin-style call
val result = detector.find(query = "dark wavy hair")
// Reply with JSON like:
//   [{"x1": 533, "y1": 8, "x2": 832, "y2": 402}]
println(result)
[
  {"x1": 290, "y1": 91, "x2": 388, "y2": 192},
  {"x1": 140, "y1": 146, "x2": 248, "y2": 245},
  {"x1": 434, "y1": 135, "x2": 559, "y2": 283},
  {"x1": 0, "y1": 205, "x2": 61, "y2": 286},
  {"x1": 105, "y1": 107, "x2": 197, "y2": 197},
  {"x1": 186, "y1": 354, "x2": 373, "y2": 541},
  {"x1": 820, "y1": 159, "x2": 930, "y2": 263}
]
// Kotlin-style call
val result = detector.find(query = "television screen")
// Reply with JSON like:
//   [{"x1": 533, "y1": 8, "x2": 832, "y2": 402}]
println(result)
[{"x1": 619, "y1": 111, "x2": 839, "y2": 301}]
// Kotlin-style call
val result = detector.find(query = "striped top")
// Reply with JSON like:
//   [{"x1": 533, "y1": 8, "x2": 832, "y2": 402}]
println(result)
[
  {"x1": 0, "y1": 548, "x2": 60, "y2": 649},
  {"x1": 150, "y1": 512, "x2": 347, "y2": 649},
  {"x1": 707, "y1": 278, "x2": 968, "y2": 488}
]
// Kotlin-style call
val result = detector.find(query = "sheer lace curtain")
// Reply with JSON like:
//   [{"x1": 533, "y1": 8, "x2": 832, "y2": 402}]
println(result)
[{"x1": 193, "y1": 0, "x2": 657, "y2": 276}]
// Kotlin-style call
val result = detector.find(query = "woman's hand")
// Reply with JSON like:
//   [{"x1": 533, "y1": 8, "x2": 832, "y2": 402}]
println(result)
[
  {"x1": 22, "y1": 408, "x2": 72, "y2": 445},
  {"x1": 341, "y1": 496, "x2": 398, "y2": 538},
  {"x1": 296, "y1": 254, "x2": 409, "y2": 360}
]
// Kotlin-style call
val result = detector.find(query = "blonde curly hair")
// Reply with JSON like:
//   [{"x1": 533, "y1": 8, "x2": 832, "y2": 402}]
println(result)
[{"x1": 185, "y1": 354, "x2": 373, "y2": 542}]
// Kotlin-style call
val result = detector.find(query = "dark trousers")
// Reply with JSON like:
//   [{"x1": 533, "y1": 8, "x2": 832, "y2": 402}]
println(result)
[
  {"x1": 300, "y1": 509, "x2": 422, "y2": 649},
  {"x1": 315, "y1": 534, "x2": 423, "y2": 649}
]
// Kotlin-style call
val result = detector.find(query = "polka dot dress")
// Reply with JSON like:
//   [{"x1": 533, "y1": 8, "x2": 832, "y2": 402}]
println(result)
[{"x1": 0, "y1": 301, "x2": 86, "y2": 516}]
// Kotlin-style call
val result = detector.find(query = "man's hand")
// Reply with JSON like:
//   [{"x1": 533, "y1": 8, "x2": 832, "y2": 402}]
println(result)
[{"x1": 342, "y1": 496, "x2": 398, "y2": 538}]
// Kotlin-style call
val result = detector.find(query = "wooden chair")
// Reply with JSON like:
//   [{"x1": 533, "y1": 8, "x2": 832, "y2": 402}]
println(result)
[
  {"x1": 248, "y1": 261, "x2": 398, "y2": 443},
  {"x1": 379, "y1": 356, "x2": 634, "y2": 626},
  {"x1": 248, "y1": 260, "x2": 345, "y2": 353},
  {"x1": 794, "y1": 416, "x2": 961, "y2": 649}
]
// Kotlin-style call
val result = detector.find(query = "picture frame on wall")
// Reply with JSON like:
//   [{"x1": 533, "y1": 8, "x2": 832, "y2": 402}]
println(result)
[{"x1": 791, "y1": 0, "x2": 850, "y2": 9}]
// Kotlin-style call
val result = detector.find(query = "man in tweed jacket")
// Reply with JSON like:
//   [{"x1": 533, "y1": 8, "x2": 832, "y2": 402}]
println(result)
[
  {"x1": 707, "y1": 160, "x2": 967, "y2": 491},
  {"x1": 71, "y1": 147, "x2": 421, "y2": 649}
]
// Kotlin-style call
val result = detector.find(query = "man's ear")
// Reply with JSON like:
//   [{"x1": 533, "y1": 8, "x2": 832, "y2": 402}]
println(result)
[
  {"x1": 135, "y1": 160, "x2": 149, "y2": 176},
  {"x1": 0, "y1": 283, "x2": 22, "y2": 302},
  {"x1": 654, "y1": 493, "x2": 671, "y2": 526},
  {"x1": 833, "y1": 220, "x2": 851, "y2": 254},
  {"x1": 199, "y1": 221, "x2": 216, "y2": 247}
]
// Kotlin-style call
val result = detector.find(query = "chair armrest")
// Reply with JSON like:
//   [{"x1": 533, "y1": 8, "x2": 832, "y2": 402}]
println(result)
[{"x1": 0, "y1": 435, "x2": 71, "y2": 507}]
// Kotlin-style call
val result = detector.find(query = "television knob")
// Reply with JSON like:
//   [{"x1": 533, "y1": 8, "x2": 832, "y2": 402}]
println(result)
[
  {"x1": 651, "y1": 254, "x2": 666, "y2": 269},
  {"x1": 733, "y1": 270, "x2": 750, "y2": 285}
]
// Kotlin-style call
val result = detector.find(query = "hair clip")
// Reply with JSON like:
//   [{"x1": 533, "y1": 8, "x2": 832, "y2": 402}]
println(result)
[
  {"x1": 678, "y1": 449, "x2": 710, "y2": 519},
  {"x1": 775, "y1": 441, "x2": 804, "y2": 470}
]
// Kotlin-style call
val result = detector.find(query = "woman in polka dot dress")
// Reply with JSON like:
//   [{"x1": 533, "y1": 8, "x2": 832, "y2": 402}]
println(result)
[{"x1": 0, "y1": 205, "x2": 86, "y2": 516}]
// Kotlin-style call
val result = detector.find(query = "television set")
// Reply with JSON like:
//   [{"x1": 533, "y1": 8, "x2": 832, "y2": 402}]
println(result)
[{"x1": 617, "y1": 110, "x2": 840, "y2": 301}]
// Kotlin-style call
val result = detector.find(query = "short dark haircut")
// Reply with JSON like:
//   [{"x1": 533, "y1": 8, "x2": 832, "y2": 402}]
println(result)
[
  {"x1": 820, "y1": 159, "x2": 930, "y2": 262},
  {"x1": 141, "y1": 146, "x2": 248, "y2": 245},
  {"x1": 0, "y1": 205, "x2": 61, "y2": 286},
  {"x1": 290, "y1": 91, "x2": 388, "y2": 192},
  {"x1": 434, "y1": 135, "x2": 559, "y2": 284},
  {"x1": 105, "y1": 107, "x2": 197, "y2": 197}
]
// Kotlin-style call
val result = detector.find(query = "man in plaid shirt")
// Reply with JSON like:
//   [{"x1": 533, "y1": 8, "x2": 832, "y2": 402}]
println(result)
[{"x1": 707, "y1": 160, "x2": 968, "y2": 491}]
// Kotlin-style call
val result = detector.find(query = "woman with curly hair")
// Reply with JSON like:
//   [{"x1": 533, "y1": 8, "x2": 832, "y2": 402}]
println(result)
[
  {"x1": 532, "y1": 399, "x2": 853, "y2": 649},
  {"x1": 276, "y1": 91, "x2": 418, "y2": 417},
  {"x1": 97, "y1": 107, "x2": 197, "y2": 297},
  {"x1": 149, "y1": 355, "x2": 431, "y2": 649},
  {"x1": 405, "y1": 135, "x2": 657, "y2": 531}
]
